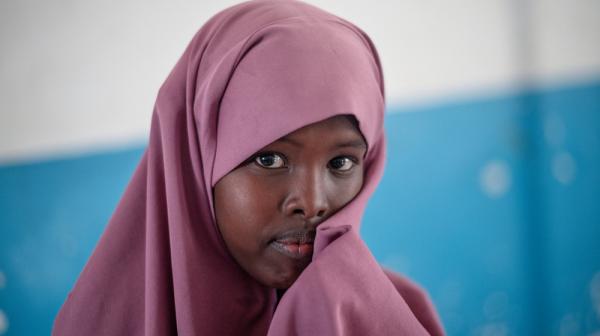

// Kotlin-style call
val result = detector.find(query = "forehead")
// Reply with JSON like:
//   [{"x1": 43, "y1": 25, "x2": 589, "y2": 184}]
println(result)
[
  {"x1": 282, "y1": 115, "x2": 361, "y2": 139},
  {"x1": 263, "y1": 115, "x2": 366, "y2": 153}
]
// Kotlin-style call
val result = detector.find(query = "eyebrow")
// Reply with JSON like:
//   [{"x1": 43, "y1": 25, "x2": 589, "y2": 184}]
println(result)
[{"x1": 279, "y1": 136, "x2": 367, "y2": 149}]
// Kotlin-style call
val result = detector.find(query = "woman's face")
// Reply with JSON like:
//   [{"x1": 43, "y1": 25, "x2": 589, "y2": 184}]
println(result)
[{"x1": 213, "y1": 115, "x2": 367, "y2": 289}]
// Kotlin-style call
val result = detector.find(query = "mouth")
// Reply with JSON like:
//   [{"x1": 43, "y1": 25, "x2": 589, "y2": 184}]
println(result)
[{"x1": 270, "y1": 229, "x2": 315, "y2": 260}]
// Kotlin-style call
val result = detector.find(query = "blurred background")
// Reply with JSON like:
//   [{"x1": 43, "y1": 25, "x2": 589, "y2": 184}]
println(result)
[{"x1": 1, "y1": 0, "x2": 599, "y2": 335}]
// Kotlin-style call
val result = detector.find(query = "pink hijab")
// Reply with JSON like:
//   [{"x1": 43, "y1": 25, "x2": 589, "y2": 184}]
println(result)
[{"x1": 53, "y1": 0, "x2": 444, "y2": 335}]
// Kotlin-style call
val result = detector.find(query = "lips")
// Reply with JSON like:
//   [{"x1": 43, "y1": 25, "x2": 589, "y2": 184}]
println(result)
[{"x1": 270, "y1": 229, "x2": 315, "y2": 259}]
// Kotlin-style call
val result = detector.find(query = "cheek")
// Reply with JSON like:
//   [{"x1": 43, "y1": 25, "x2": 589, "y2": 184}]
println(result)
[
  {"x1": 327, "y1": 172, "x2": 365, "y2": 210},
  {"x1": 213, "y1": 172, "x2": 277, "y2": 251}
]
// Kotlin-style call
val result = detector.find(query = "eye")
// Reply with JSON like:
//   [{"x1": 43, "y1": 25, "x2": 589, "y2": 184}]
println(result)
[
  {"x1": 329, "y1": 156, "x2": 356, "y2": 172},
  {"x1": 254, "y1": 152, "x2": 286, "y2": 169}
]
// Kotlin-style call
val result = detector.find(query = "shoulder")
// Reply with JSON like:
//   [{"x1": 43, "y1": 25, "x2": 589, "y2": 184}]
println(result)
[{"x1": 382, "y1": 268, "x2": 446, "y2": 336}]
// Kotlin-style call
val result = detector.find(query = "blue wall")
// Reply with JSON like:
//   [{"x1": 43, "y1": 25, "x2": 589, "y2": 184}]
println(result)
[{"x1": 1, "y1": 79, "x2": 599, "y2": 335}]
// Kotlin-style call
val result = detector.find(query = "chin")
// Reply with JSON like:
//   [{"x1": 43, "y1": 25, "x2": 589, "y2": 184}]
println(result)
[{"x1": 265, "y1": 270, "x2": 302, "y2": 289}]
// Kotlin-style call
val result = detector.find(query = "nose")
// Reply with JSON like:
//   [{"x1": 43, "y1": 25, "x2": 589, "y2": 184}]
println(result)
[{"x1": 283, "y1": 168, "x2": 329, "y2": 223}]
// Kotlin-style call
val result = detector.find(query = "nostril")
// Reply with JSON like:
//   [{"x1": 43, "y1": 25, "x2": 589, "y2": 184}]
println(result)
[{"x1": 292, "y1": 208, "x2": 325, "y2": 218}]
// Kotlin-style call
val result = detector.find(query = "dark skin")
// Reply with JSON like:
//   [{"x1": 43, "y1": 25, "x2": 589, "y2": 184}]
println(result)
[{"x1": 213, "y1": 115, "x2": 367, "y2": 291}]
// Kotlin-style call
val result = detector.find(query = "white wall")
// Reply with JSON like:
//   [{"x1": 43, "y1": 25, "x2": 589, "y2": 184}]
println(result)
[
  {"x1": 1, "y1": 0, "x2": 599, "y2": 164},
  {"x1": 528, "y1": 0, "x2": 600, "y2": 84}
]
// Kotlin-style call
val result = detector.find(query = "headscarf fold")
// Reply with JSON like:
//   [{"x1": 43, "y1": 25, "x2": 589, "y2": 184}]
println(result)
[{"x1": 53, "y1": 0, "x2": 444, "y2": 335}]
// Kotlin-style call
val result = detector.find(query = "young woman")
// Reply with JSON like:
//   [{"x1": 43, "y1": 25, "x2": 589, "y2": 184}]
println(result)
[{"x1": 53, "y1": 0, "x2": 445, "y2": 335}]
